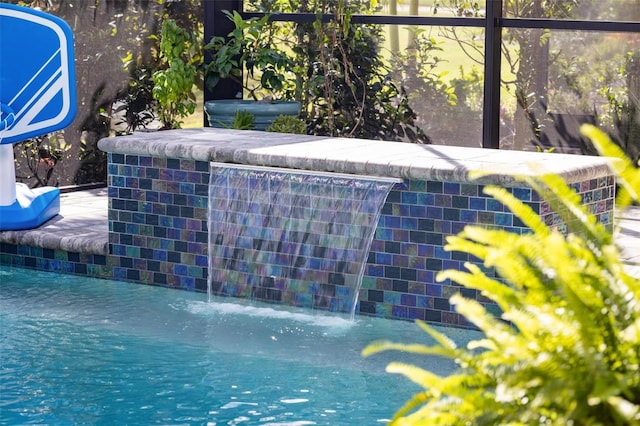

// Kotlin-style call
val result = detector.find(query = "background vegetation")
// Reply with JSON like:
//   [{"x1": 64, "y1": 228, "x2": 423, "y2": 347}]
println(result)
[
  {"x1": 9, "y1": 0, "x2": 201, "y2": 188},
  {"x1": 7, "y1": 0, "x2": 639, "y2": 189}
]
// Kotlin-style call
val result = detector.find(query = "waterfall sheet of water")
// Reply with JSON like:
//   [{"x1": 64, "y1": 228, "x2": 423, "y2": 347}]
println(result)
[{"x1": 207, "y1": 163, "x2": 399, "y2": 318}]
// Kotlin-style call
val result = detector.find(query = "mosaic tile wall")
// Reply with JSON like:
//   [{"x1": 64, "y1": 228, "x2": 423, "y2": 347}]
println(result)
[
  {"x1": 0, "y1": 152, "x2": 616, "y2": 326},
  {"x1": 107, "y1": 154, "x2": 211, "y2": 291},
  {"x1": 361, "y1": 177, "x2": 615, "y2": 326},
  {"x1": 0, "y1": 245, "x2": 110, "y2": 277}
]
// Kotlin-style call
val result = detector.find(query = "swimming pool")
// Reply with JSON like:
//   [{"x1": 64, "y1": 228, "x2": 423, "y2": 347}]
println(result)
[{"x1": 0, "y1": 266, "x2": 481, "y2": 424}]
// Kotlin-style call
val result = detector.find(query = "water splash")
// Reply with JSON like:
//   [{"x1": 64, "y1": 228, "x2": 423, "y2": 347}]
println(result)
[{"x1": 188, "y1": 299, "x2": 355, "y2": 330}]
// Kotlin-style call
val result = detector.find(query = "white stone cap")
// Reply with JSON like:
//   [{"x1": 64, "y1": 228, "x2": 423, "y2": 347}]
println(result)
[{"x1": 98, "y1": 128, "x2": 617, "y2": 185}]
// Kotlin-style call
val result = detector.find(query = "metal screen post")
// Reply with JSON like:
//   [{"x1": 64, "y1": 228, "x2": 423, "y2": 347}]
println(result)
[
  {"x1": 203, "y1": 0, "x2": 243, "y2": 107},
  {"x1": 482, "y1": 0, "x2": 503, "y2": 149}
]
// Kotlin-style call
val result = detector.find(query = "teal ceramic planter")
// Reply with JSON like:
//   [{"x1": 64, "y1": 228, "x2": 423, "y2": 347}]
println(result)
[{"x1": 204, "y1": 100, "x2": 301, "y2": 131}]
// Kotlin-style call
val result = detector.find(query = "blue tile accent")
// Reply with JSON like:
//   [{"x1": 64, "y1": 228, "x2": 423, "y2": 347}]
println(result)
[
  {"x1": 460, "y1": 209, "x2": 478, "y2": 223},
  {"x1": 512, "y1": 187, "x2": 532, "y2": 201},
  {"x1": 495, "y1": 213, "x2": 513, "y2": 226},
  {"x1": 486, "y1": 198, "x2": 504, "y2": 212},
  {"x1": 444, "y1": 182, "x2": 460, "y2": 195},
  {"x1": 426, "y1": 207, "x2": 443, "y2": 219},
  {"x1": 469, "y1": 197, "x2": 486, "y2": 210},
  {"x1": 401, "y1": 192, "x2": 418, "y2": 205}
]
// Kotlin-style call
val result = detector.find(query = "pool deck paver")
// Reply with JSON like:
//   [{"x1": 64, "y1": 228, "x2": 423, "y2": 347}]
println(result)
[
  {"x1": 0, "y1": 188, "x2": 638, "y2": 277},
  {"x1": 0, "y1": 188, "x2": 108, "y2": 255}
]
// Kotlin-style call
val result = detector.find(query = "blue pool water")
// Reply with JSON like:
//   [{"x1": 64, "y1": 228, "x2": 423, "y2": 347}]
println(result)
[{"x1": 0, "y1": 266, "x2": 481, "y2": 425}]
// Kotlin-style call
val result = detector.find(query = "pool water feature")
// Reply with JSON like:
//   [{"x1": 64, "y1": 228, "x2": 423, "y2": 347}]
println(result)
[
  {"x1": 85, "y1": 129, "x2": 617, "y2": 323},
  {"x1": 208, "y1": 164, "x2": 399, "y2": 317},
  {"x1": 0, "y1": 266, "x2": 481, "y2": 424}
]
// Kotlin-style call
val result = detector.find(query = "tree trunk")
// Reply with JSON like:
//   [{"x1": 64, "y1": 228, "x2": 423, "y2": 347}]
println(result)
[
  {"x1": 389, "y1": 0, "x2": 399, "y2": 53},
  {"x1": 511, "y1": 0, "x2": 549, "y2": 150},
  {"x1": 627, "y1": 51, "x2": 640, "y2": 163},
  {"x1": 407, "y1": 0, "x2": 419, "y2": 48}
]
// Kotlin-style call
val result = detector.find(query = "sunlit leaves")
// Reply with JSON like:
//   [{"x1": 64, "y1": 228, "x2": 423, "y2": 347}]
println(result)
[
  {"x1": 364, "y1": 130, "x2": 640, "y2": 425},
  {"x1": 204, "y1": 11, "x2": 295, "y2": 101},
  {"x1": 151, "y1": 19, "x2": 199, "y2": 129}
]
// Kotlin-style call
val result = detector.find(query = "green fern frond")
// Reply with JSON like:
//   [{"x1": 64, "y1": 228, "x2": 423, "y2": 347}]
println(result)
[
  {"x1": 387, "y1": 392, "x2": 432, "y2": 425},
  {"x1": 483, "y1": 185, "x2": 550, "y2": 236},
  {"x1": 362, "y1": 341, "x2": 459, "y2": 359},
  {"x1": 445, "y1": 229, "x2": 555, "y2": 294},
  {"x1": 606, "y1": 396, "x2": 640, "y2": 424},
  {"x1": 386, "y1": 362, "x2": 445, "y2": 392},
  {"x1": 364, "y1": 128, "x2": 640, "y2": 425},
  {"x1": 450, "y1": 294, "x2": 523, "y2": 351},
  {"x1": 524, "y1": 173, "x2": 611, "y2": 246},
  {"x1": 415, "y1": 320, "x2": 458, "y2": 351},
  {"x1": 437, "y1": 263, "x2": 520, "y2": 310}
]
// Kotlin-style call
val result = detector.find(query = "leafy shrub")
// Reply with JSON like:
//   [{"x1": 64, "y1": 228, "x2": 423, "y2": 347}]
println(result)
[
  {"x1": 230, "y1": 110, "x2": 256, "y2": 131},
  {"x1": 364, "y1": 125, "x2": 640, "y2": 425},
  {"x1": 13, "y1": 1, "x2": 202, "y2": 187},
  {"x1": 243, "y1": 0, "x2": 429, "y2": 143},
  {"x1": 301, "y1": 6, "x2": 429, "y2": 143},
  {"x1": 204, "y1": 11, "x2": 296, "y2": 102},
  {"x1": 113, "y1": 63, "x2": 156, "y2": 134},
  {"x1": 152, "y1": 18, "x2": 200, "y2": 129},
  {"x1": 13, "y1": 135, "x2": 61, "y2": 188},
  {"x1": 266, "y1": 115, "x2": 307, "y2": 134},
  {"x1": 389, "y1": 31, "x2": 484, "y2": 146}
]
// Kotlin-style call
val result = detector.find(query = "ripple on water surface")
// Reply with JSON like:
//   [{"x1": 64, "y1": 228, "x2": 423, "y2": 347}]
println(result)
[{"x1": 0, "y1": 266, "x2": 482, "y2": 425}]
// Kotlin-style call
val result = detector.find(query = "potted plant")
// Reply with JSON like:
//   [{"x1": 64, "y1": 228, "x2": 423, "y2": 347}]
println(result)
[{"x1": 203, "y1": 10, "x2": 301, "y2": 130}]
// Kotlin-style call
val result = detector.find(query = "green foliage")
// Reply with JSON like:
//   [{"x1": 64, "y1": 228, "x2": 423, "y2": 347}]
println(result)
[
  {"x1": 14, "y1": 1, "x2": 202, "y2": 187},
  {"x1": 535, "y1": 145, "x2": 556, "y2": 153},
  {"x1": 364, "y1": 125, "x2": 640, "y2": 425},
  {"x1": 601, "y1": 50, "x2": 640, "y2": 166},
  {"x1": 229, "y1": 110, "x2": 256, "y2": 131},
  {"x1": 583, "y1": 125, "x2": 639, "y2": 207},
  {"x1": 292, "y1": 1, "x2": 430, "y2": 142},
  {"x1": 389, "y1": 31, "x2": 484, "y2": 144},
  {"x1": 14, "y1": 1, "x2": 161, "y2": 186},
  {"x1": 114, "y1": 62, "x2": 156, "y2": 134},
  {"x1": 152, "y1": 18, "x2": 200, "y2": 129},
  {"x1": 434, "y1": 0, "x2": 483, "y2": 17},
  {"x1": 13, "y1": 135, "x2": 62, "y2": 187},
  {"x1": 266, "y1": 115, "x2": 307, "y2": 134},
  {"x1": 211, "y1": 0, "x2": 428, "y2": 143},
  {"x1": 204, "y1": 10, "x2": 296, "y2": 102}
]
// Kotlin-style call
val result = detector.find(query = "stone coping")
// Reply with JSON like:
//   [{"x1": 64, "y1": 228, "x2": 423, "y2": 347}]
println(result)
[
  {"x1": 97, "y1": 128, "x2": 616, "y2": 185},
  {"x1": 0, "y1": 226, "x2": 108, "y2": 256},
  {"x1": 0, "y1": 188, "x2": 109, "y2": 255}
]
